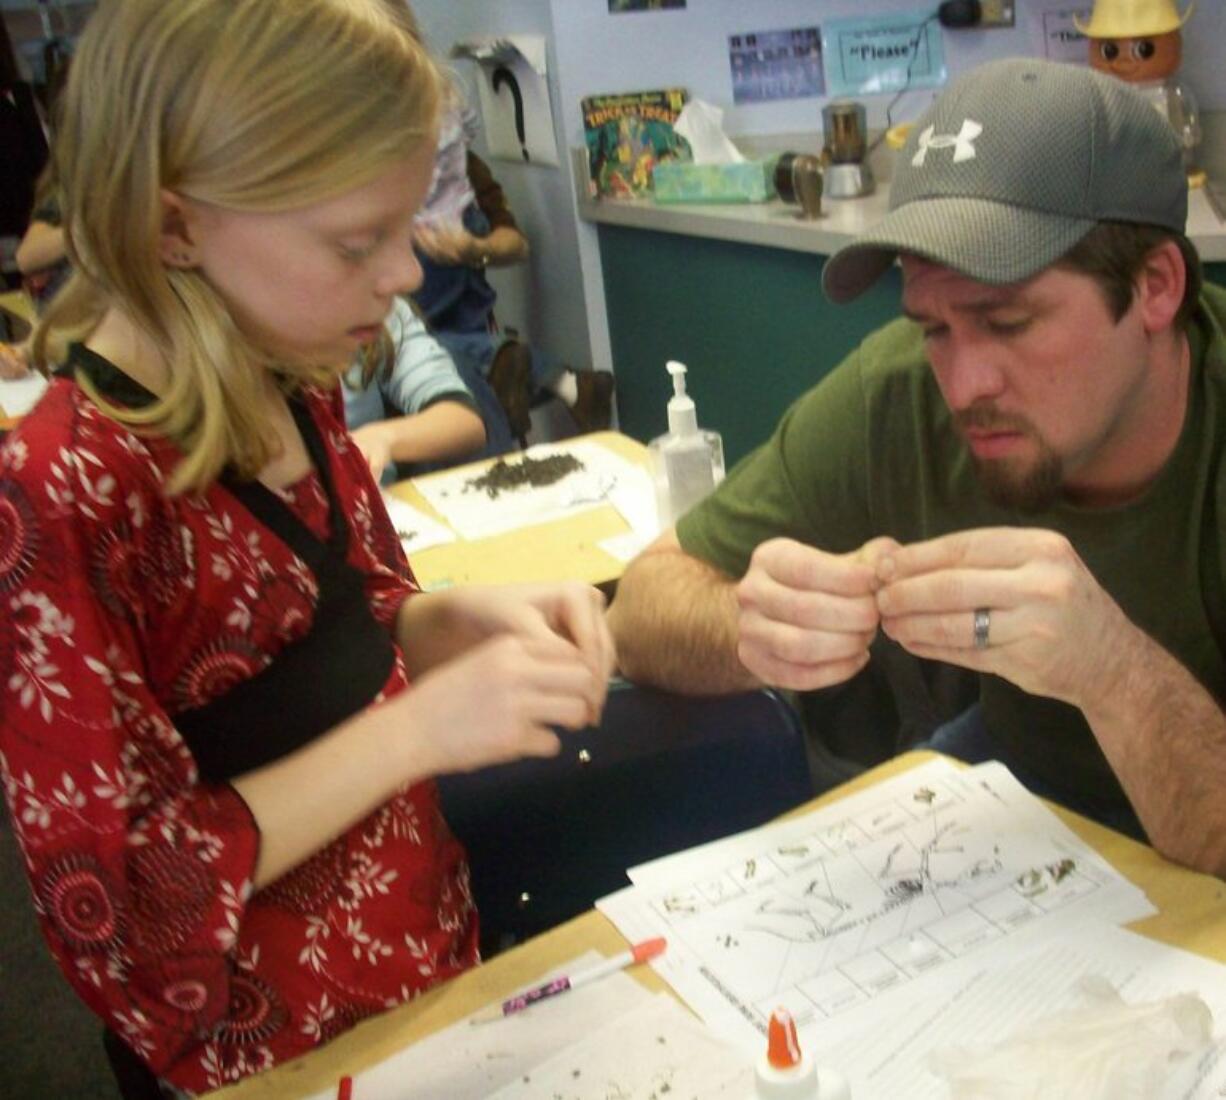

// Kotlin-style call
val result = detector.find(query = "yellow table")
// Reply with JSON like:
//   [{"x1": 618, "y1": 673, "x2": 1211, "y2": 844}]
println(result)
[
  {"x1": 387, "y1": 430, "x2": 652, "y2": 590},
  {"x1": 209, "y1": 751, "x2": 1226, "y2": 1099},
  {"x1": 0, "y1": 288, "x2": 35, "y2": 329}
]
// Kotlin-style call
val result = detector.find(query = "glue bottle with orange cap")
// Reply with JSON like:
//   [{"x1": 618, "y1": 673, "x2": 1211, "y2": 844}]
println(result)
[{"x1": 753, "y1": 1007, "x2": 850, "y2": 1100}]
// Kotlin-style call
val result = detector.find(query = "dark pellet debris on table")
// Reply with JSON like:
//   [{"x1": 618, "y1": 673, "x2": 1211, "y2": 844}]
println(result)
[{"x1": 465, "y1": 453, "x2": 584, "y2": 499}]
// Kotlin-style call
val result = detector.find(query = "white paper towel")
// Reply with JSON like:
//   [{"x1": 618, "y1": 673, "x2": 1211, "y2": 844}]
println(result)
[{"x1": 675, "y1": 100, "x2": 743, "y2": 164}]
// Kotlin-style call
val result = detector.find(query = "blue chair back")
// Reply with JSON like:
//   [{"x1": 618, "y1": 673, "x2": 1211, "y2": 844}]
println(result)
[{"x1": 438, "y1": 681, "x2": 812, "y2": 955}]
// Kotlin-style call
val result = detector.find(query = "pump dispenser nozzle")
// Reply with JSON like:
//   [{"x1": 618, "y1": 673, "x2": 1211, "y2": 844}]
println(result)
[
  {"x1": 650, "y1": 358, "x2": 724, "y2": 527},
  {"x1": 666, "y1": 360, "x2": 698, "y2": 437}
]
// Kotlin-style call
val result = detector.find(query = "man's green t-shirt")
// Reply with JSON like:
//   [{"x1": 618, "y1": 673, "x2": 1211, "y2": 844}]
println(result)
[{"x1": 678, "y1": 285, "x2": 1226, "y2": 819}]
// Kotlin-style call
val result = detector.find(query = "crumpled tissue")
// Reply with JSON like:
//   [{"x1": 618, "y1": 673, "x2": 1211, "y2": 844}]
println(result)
[
  {"x1": 674, "y1": 100, "x2": 743, "y2": 164},
  {"x1": 929, "y1": 976, "x2": 1212, "y2": 1100}
]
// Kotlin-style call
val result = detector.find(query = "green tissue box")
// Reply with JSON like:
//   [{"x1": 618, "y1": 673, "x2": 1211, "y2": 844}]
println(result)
[{"x1": 651, "y1": 158, "x2": 777, "y2": 204}]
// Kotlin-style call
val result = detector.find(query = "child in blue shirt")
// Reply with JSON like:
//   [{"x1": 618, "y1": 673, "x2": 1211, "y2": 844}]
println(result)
[{"x1": 343, "y1": 296, "x2": 485, "y2": 484}]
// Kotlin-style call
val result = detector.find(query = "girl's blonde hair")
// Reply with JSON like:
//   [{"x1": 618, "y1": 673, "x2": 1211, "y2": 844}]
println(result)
[{"x1": 33, "y1": 0, "x2": 442, "y2": 494}]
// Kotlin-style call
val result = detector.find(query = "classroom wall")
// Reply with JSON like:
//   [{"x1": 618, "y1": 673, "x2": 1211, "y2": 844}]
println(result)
[
  {"x1": 410, "y1": 0, "x2": 601, "y2": 379},
  {"x1": 548, "y1": 0, "x2": 1226, "y2": 144},
  {"x1": 512, "y1": 0, "x2": 1226, "y2": 384}
]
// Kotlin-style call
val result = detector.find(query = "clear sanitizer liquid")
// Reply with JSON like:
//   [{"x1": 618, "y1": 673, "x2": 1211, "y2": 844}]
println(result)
[{"x1": 649, "y1": 360, "x2": 725, "y2": 527}]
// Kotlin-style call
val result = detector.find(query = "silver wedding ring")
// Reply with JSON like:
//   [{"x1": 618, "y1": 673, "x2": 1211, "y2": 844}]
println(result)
[{"x1": 973, "y1": 608, "x2": 991, "y2": 650}]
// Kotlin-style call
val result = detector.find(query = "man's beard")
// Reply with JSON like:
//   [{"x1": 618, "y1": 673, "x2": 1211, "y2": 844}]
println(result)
[{"x1": 956, "y1": 405, "x2": 1063, "y2": 513}]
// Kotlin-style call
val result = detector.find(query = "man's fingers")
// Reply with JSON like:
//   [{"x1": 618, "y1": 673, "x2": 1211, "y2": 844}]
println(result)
[
  {"x1": 740, "y1": 576, "x2": 880, "y2": 634},
  {"x1": 877, "y1": 528, "x2": 1071, "y2": 581},
  {"x1": 751, "y1": 538, "x2": 880, "y2": 598},
  {"x1": 882, "y1": 607, "x2": 1016, "y2": 652},
  {"x1": 740, "y1": 611, "x2": 874, "y2": 667},
  {"x1": 737, "y1": 644, "x2": 871, "y2": 693},
  {"x1": 852, "y1": 535, "x2": 902, "y2": 570},
  {"x1": 877, "y1": 567, "x2": 1017, "y2": 617}
]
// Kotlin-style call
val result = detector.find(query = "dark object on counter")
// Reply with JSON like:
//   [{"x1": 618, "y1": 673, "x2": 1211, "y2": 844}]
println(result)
[
  {"x1": 938, "y1": 0, "x2": 983, "y2": 28},
  {"x1": 822, "y1": 101, "x2": 875, "y2": 199},
  {"x1": 774, "y1": 152, "x2": 823, "y2": 219}
]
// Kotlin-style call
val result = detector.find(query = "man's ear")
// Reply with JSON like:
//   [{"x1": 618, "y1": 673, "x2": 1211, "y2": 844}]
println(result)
[
  {"x1": 1134, "y1": 238, "x2": 1186, "y2": 334},
  {"x1": 158, "y1": 189, "x2": 201, "y2": 269}
]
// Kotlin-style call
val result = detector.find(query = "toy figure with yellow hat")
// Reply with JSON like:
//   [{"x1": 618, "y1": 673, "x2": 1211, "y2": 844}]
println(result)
[{"x1": 1077, "y1": 0, "x2": 1203, "y2": 184}]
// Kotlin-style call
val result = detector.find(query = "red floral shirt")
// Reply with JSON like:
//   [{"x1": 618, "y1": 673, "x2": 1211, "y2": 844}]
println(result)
[{"x1": 0, "y1": 376, "x2": 477, "y2": 1094}]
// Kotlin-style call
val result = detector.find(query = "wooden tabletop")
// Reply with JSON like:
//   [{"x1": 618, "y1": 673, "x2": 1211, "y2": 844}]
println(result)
[
  {"x1": 0, "y1": 288, "x2": 35, "y2": 328},
  {"x1": 208, "y1": 750, "x2": 1226, "y2": 1099},
  {"x1": 387, "y1": 430, "x2": 652, "y2": 590}
]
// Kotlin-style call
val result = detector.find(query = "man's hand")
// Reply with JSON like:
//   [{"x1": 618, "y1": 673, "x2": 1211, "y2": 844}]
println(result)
[
  {"x1": 874, "y1": 527, "x2": 1132, "y2": 708},
  {"x1": 735, "y1": 536, "x2": 898, "y2": 691}
]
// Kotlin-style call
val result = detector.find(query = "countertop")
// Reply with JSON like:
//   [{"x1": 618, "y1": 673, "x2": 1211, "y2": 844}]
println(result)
[{"x1": 578, "y1": 173, "x2": 1226, "y2": 262}]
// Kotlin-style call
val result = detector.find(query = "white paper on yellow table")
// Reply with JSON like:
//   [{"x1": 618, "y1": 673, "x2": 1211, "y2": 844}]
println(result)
[
  {"x1": 380, "y1": 492, "x2": 457, "y2": 555},
  {"x1": 485, "y1": 993, "x2": 752, "y2": 1099},
  {"x1": 806, "y1": 919, "x2": 1226, "y2": 1099},
  {"x1": 599, "y1": 759, "x2": 1154, "y2": 1060},
  {"x1": 298, "y1": 956, "x2": 750, "y2": 1100},
  {"x1": 412, "y1": 441, "x2": 656, "y2": 542},
  {"x1": 0, "y1": 370, "x2": 48, "y2": 417}
]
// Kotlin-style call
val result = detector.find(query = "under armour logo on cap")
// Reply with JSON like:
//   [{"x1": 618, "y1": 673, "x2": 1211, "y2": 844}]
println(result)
[{"x1": 912, "y1": 119, "x2": 984, "y2": 167}]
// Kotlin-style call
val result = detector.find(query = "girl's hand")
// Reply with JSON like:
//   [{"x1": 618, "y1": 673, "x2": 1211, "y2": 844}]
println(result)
[
  {"x1": 0, "y1": 342, "x2": 30, "y2": 380},
  {"x1": 397, "y1": 631, "x2": 604, "y2": 774},
  {"x1": 351, "y1": 422, "x2": 393, "y2": 483},
  {"x1": 399, "y1": 583, "x2": 615, "y2": 722},
  {"x1": 412, "y1": 220, "x2": 481, "y2": 267}
]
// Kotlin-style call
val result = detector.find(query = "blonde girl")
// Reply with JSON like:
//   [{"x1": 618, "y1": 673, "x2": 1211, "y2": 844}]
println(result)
[{"x1": 1, "y1": 0, "x2": 612, "y2": 1094}]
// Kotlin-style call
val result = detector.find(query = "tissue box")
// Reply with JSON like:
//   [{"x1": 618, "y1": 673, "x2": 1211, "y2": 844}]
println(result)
[{"x1": 651, "y1": 158, "x2": 777, "y2": 204}]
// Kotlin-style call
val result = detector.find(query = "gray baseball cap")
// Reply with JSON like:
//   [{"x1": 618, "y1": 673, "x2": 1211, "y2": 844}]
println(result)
[{"x1": 822, "y1": 58, "x2": 1187, "y2": 303}]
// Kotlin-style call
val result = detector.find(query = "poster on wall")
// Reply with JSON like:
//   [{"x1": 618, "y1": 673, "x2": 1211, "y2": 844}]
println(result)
[
  {"x1": 452, "y1": 36, "x2": 560, "y2": 167},
  {"x1": 1029, "y1": 4, "x2": 1093, "y2": 63},
  {"x1": 608, "y1": 0, "x2": 685, "y2": 11},
  {"x1": 821, "y1": 11, "x2": 947, "y2": 98},
  {"x1": 728, "y1": 27, "x2": 825, "y2": 105}
]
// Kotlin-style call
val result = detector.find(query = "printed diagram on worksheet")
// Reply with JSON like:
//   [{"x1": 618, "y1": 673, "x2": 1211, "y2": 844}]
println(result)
[{"x1": 601, "y1": 760, "x2": 1153, "y2": 1050}]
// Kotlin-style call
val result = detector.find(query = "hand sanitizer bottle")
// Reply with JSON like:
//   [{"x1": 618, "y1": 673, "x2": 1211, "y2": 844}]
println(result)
[
  {"x1": 753, "y1": 1008, "x2": 850, "y2": 1100},
  {"x1": 649, "y1": 360, "x2": 724, "y2": 527}
]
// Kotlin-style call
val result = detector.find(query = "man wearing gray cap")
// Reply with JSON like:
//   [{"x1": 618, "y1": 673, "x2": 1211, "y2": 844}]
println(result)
[{"x1": 609, "y1": 58, "x2": 1226, "y2": 876}]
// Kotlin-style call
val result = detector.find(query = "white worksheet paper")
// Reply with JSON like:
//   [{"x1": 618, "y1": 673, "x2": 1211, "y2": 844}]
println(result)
[
  {"x1": 485, "y1": 993, "x2": 753, "y2": 1099},
  {"x1": 412, "y1": 441, "x2": 651, "y2": 540},
  {"x1": 379, "y1": 492, "x2": 457, "y2": 555},
  {"x1": 0, "y1": 370, "x2": 48, "y2": 417},
  {"x1": 807, "y1": 919, "x2": 1226, "y2": 1100},
  {"x1": 299, "y1": 956, "x2": 653, "y2": 1100},
  {"x1": 599, "y1": 759, "x2": 1154, "y2": 1057}
]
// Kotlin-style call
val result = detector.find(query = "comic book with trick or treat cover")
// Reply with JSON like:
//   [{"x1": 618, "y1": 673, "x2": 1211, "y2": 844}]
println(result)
[{"x1": 581, "y1": 88, "x2": 691, "y2": 199}]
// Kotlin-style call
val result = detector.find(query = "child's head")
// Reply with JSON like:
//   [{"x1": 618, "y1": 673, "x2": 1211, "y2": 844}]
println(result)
[
  {"x1": 379, "y1": 0, "x2": 422, "y2": 41},
  {"x1": 41, "y1": 0, "x2": 443, "y2": 491}
]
